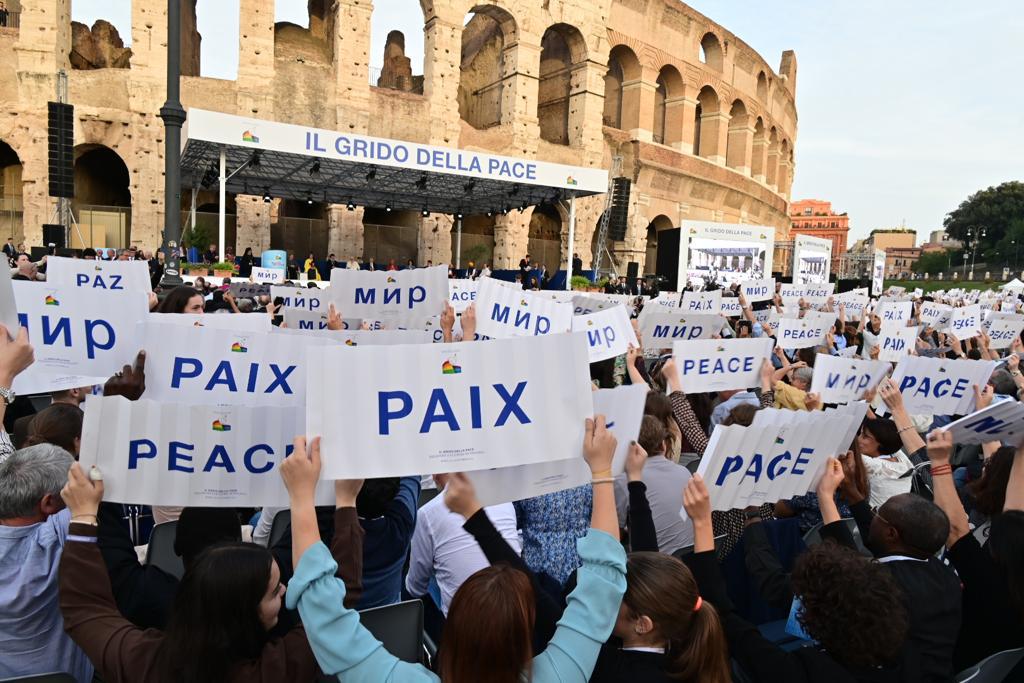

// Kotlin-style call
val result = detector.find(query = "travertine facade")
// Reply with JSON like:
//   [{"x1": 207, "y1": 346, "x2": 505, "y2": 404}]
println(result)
[{"x1": 0, "y1": 0, "x2": 797, "y2": 275}]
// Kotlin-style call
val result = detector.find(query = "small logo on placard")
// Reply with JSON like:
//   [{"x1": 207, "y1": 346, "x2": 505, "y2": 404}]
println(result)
[
  {"x1": 230, "y1": 341, "x2": 248, "y2": 353},
  {"x1": 212, "y1": 420, "x2": 231, "y2": 432},
  {"x1": 441, "y1": 359, "x2": 462, "y2": 375},
  {"x1": 242, "y1": 130, "x2": 260, "y2": 143},
  {"x1": 386, "y1": 276, "x2": 397, "y2": 283},
  {"x1": 566, "y1": 175, "x2": 578, "y2": 187},
  {"x1": 44, "y1": 295, "x2": 59, "y2": 306},
  {"x1": 344, "y1": 339, "x2": 357, "y2": 346}
]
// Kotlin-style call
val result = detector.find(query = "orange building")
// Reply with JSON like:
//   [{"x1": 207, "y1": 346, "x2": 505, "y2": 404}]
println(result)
[{"x1": 789, "y1": 199, "x2": 850, "y2": 275}]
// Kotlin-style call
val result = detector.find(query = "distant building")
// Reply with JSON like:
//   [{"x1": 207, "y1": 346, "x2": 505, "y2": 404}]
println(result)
[
  {"x1": 864, "y1": 230, "x2": 919, "y2": 279},
  {"x1": 789, "y1": 199, "x2": 849, "y2": 274},
  {"x1": 921, "y1": 229, "x2": 962, "y2": 253}
]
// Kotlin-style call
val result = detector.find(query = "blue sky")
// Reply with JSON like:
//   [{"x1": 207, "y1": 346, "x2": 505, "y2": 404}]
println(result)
[{"x1": 71, "y1": 1, "x2": 1023, "y2": 244}]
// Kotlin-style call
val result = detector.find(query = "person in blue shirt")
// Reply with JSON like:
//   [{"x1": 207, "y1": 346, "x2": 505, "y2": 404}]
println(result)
[
  {"x1": 280, "y1": 419, "x2": 627, "y2": 683},
  {"x1": 355, "y1": 476, "x2": 420, "y2": 609}
]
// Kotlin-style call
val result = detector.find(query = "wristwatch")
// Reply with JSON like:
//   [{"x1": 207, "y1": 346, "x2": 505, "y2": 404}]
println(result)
[{"x1": 0, "y1": 386, "x2": 15, "y2": 405}]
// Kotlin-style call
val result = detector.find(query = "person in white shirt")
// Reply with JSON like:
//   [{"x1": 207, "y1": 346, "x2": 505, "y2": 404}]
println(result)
[
  {"x1": 479, "y1": 263, "x2": 491, "y2": 279},
  {"x1": 346, "y1": 257, "x2": 360, "y2": 270},
  {"x1": 405, "y1": 474, "x2": 522, "y2": 615}
]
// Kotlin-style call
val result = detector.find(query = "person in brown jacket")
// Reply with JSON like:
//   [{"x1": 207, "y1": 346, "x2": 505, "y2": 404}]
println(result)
[{"x1": 58, "y1": 456, "x2": 365, "y2": 683}]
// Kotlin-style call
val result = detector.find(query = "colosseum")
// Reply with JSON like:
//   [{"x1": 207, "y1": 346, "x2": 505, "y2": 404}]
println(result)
[{"x1": 0, "y1": 0, "x2": 797, "y2": 280}]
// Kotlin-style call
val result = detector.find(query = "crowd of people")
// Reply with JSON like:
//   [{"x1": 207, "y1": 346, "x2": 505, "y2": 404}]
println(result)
[{"x1": 0, "y1": 244, "x2": 1022, "y2": 683}]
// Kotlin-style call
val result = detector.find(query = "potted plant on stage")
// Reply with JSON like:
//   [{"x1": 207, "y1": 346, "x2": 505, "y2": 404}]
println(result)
[
  {"x1": 211, "y1": 261, "x2": 237, "y2": 279},
  {"x1": 570, "y1": 275, "x2": 592, "y2": 291}
]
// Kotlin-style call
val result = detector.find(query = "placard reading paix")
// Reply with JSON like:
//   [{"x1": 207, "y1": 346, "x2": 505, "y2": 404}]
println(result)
[{"x1": 307, "y1": 333, "x2": 593, "y2": 478}]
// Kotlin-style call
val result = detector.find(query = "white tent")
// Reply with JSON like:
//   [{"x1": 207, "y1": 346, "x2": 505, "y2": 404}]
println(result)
[{"x1": 999, "y1": 278, "x2": 1024, "y2": 291}]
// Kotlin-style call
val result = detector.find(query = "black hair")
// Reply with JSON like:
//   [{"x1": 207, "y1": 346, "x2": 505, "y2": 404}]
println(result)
[
  {"x1": 157, "y1": 285, "x2": 202, "y2": 314},
  {"x1": 155, "y1": 543, "x2": 275, "y2": 683},
  {"x1": 860, "y1": 417, "x2": 902, "y2": 456},
  {"x1": 968, "y1": 446, "x2": 1015, "y2": 517},
  {"x1": 174, "y1": 508, "x2": 243, "y2": 568},
  {"x1": 989, "y1": 510, "x2": 1024, "y2": 616},
  {"x1": 878, "y1": 493, "x2": 949, "y2": 556},
  {"x1": 356, "y1": 478, "x2": 401, "y2": 519}
]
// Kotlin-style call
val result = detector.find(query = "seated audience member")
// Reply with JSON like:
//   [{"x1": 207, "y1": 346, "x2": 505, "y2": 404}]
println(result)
[
  {"x1": 58, "y1": 449, "x2": 363, "y2": 682},
  {"x1": 0, "y1": 444, "x2": 92, "y2": 682},
  {"x1": 406, "y1": 472, "x2": 522, "y2": 615},
  {"x1": 356, "y1": 475, "x2": 420, "y2": 609},
  {"x1": 515, "y1": 484, "x2": 591, "y2": 586},
  {"x1": 683, "y1": 470, "x2": 918, "y2": 681},
  {"x1": 614, "y1": 416, "x2": 693, "y2": 555},
  {"x1": 156, "y1": 285, "x2": 205, "y2": 314},
  {"x1": 925, "y1": 431, "x2": 1024, "y2": 671},
  {"x1": 773, "y1": 365, "x2": 816, "y2": 411},
  {"x1": 710, "y1": 387, "x2": 761, "y2": 427},
  {"x1": 283, "y1": 422, "x2": 627, "y2": 683},
  {"x1": 23, "y1": 402, "x2": 84, "y2": 456},
  {"x1": 12, "y1": 386, "x2": 90, "y2": 449},
  {"x1": 95, "y1": 504, "x2": 243, "y2": 630}
]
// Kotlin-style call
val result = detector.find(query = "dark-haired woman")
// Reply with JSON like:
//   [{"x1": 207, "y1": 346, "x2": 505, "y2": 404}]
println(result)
[
  {"x1": 156, "y1": 285, "x2": 204, "y2": 314},
  {"x1": 282, "y1": 421, "x2": 627, "y2": 683},
  {"x1": 238, "y1": 247, "x2": 255, "y2": 278},
  {"x1": 24, "y1": 403, "x2": 83, "y2": 456},
  {"x1": 58, "y1": 456, "x2": 364, "y2": 683}
]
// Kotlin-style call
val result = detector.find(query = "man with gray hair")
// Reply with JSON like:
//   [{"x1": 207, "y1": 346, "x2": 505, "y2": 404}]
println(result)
[{"x1": 0, "y1": 444, "x2": 93, "y2": 682}]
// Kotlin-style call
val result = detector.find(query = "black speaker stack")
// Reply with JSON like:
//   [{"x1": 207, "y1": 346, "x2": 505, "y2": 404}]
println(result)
[
  {"x1": 48, "y1": 101, "x2": 74, "y2": 199},
  {"x1": 607, "y1": 177, "x2": 631, "y2": 241}
]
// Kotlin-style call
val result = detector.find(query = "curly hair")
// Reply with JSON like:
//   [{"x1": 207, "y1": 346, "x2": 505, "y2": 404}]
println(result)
[{"x1": 791, "y1": 544, "x2": 908, "y2": 668}]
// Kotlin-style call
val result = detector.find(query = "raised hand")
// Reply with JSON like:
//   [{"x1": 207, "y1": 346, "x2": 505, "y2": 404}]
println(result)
[
  {"x1": 280, "y1": 436, "x2": 322, "y2": 505},
  {"x1": 815, "y1": 457, "x2": 845, "y2": 497},
  {"x1": 461, "y1": 304, "x2": 477, "y2": 341},
  {"x1": 443, "y1": 472, "x2": 482, "y2": 519},
  {"x1": 440, "y1": 302, "x2": 456, "y2": 338},
  {"x1": 0, "y1": 324, "x2": 34, "y2": 386},
  {"x1": 624, "y1": 441, "x2": 647, "y2": 482},
  {"x1": 583, "y1": 415, "x2": 617, "y2": 475},
  {"x1": 973, "y1": 383, "x2": 994, "y2": 410},
  {"x1": 326, "y1": 302, "x2": 343, "y2": 331},
  {"x1": 61, "y1": 462, "x2": 104, "y2": 520},
  {"x1": 926, "y1": 429, "x2": 954, "y2": 465},
  {"x1": 878, "y1": 377, "x2": 905, "y2": 413},
  {"x1": 103, "y1": 351, "x2": 147, "y2": 401},
  {"x1": 803, "y1": 392, "x2": 822, "y2": 411},
  {"x1": 335, "y1": 478, "x2": 364, "y2": 508},
  {"x1": 682, "y1": 475, "x2": 711, "y2": 525}
]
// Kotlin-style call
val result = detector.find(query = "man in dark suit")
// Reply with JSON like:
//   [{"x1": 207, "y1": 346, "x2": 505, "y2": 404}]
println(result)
[
  {"x1": 572, "y1": 252, "x2": 583, "y2": 275},
  {"x1": 2, "y1": 238, "x2": 15, "y2": 263}
]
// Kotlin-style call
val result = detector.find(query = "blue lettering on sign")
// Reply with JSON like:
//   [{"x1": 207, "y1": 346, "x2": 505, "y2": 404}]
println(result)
[
  {"x1": 128, "y1": 439, "x2": 294, "y2": 474},
  {"x1": 715, "y1": 446, "x2": 816, "y2": 486},
  {"x1": 491, "y1": 304, "x2": 549, "y2": 334},
  {"x1": 962, "y1": 415, "x2": 1008, "y2": 435},
  {"x1": 990, "y1": 329, "x2": 1016, "y2": 341},
  {"x1": 883, "y1": 336, "x2": 906, "y2": 351},
  {"x1": 17, "y1": 313, "x2": 118, "y2": 360},
  {"x1": 377, "y1": 382, "x2": 529, "y2": 435},
  {"x1": 280, "y1": 296, "x2": 321, "y2": 311},
  {"x1": 75, "y1": 273, "x2": 124, "y2": 290},
  {"x1": 951, "y1": 317, "x2": 974, "y2": 330},
  {"x1": 747, "y1": 286, "x2": 768, "y2": 297},
  {"x1": 298, "y1": 320, "x2": 329, "y2": 330},
  {"x1": 652, "y1": 324, "x2": 703, "y2": 340},
  {"x1": 586, "y1": 326, "x2": 616, "y2": 349},
  {"x1": 451, "y1": 291, "x2": 476, "y2": 303},
  {"x1": 354, "y1": 286, "x2": 426, "y2": 310},
  {"x1": 782, "y1": 326, "x2": 824, "y2": 340},
  {"x1": 897, "y1": 375, "x2": 969, "y2": 400},
  {"x1": 825, "y1": 372, "x2": 872, "y2": 393},
  {"x1": 681, "y1": 356, "x2": 755, "y2": 376},
  {"x1": 170, "y1": 358, "x2": 296, "y2": 395},
  {"x1": 685, "y1": 299, "x2": 715, "y2": 312}
]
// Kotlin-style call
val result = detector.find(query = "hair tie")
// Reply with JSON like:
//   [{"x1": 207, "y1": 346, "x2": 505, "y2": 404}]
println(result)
[{"x1": 693, "y1": 596, "x2": 703, "y2": 612}]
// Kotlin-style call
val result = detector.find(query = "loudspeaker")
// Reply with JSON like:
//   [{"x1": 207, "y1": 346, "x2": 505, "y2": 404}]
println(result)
[
  {"x1": 42, "y1": 224, "x2": 65, "y2": 250},
  {"x1": 607, "y1": 177, "x2": 631, "y2": 241},
  {"x1": 47, "y1": 102, "x2": 74, "y2": 199},
  {"x1": 626, "y1": 261, "x2": 639, "y2": 280}
]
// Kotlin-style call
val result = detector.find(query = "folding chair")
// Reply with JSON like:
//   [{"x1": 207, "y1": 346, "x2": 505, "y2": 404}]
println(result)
[
  {"x1": 955, "y1": 647, "x2": 1024, "y2": 682},
  {"x1": 358, "y1": 600, "x2": 427, "y2": 665},
  {"x1": 145, "y1": 521, "x2": 184, "y2": 579},
  {"x1": 267, "y1": 510, "x2": 291, "y2": 550}
]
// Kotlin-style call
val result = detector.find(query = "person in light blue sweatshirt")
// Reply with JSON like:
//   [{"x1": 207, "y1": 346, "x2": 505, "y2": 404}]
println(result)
[{"x1": 279, "y1": 418, "x2": 627, "y2": 683}]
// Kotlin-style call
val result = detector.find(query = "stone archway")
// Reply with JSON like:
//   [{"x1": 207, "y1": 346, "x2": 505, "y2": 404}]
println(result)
[
  {"x1": 0, "y1": 140, "x2": 23, "y2": 243},
  {"x1": 72, "y1": 144, "x2": 131, "y2": 248}
]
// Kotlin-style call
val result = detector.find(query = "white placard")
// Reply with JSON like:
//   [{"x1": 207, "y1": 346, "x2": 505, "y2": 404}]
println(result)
[
  {"x1": 801, "y1": 283, "x2": 835, "y2": 305},
  {"x1": 949, "y1": 305, "x2": 982, "y2": 339},
  {"x1": 328, "y1": 264, "x2": 448, "y2": 321},
  {"x1": 307, "y1": 334, "x2": 593, "y2": 478},
  {"x1": 871, "y1": 250, "x2": 886, "y2": 296},
  {"x1": 283, "y1": 308, "x2": 362, "y2": 331},
  {"x1": 878, "y1": 325, "x2": 919, "y2": 362},
  {"x1": 9, "y1": 283, "x2": 148, "y2": 393},
  {"x1": 0, "y1": 265, "x2": 19, "y2": 337},
  {"x1": 142, "y1": 321, "x2": 327, "y2": 407},
  {"x1": 448, "y1": 279, "x2": 478, "y2": 313},
  {"x1": 720, "y1": 298, "x2": 743, "y2": 317},
  {"x1": 682, "y1": 290, "x2": 722, "y2": 314},
  {"x1": 793, "y1": 234, "x2": 833, "y2": 285},
  {"x1": 638, "y1": 312, "x2": 723, "y2": 347},
  {"x1": 890, "y1": 357, "x2": 997, "y2": 415},
  {"x1": 920, "y1": 302, "x2": 953, "y2": 328},
  {"x1": 834, "y1": 289, "x2": 868, "y2": 320},
  {"x1": 740, "y1": 278, "x2": 775, "y2": 303},
  {"x1": 679, "y1": 221, "x2": 775, "y2": 288},
  {"x1": 149, "y1": 312, "x2": 272, "y2": 331},
  {"x1": 671, "y1": 337, "x2": 773, "y2": 392},
  {"x1": 988, "y1": 316, "x2": 1024, "y2": 349},
  {"x1": 474, "y1": 277, "x2": 572, "y2": 338},
  {"x1": 44, "y1": 255, "x2": 152, "y2": 292},
  {"x1": 79, "y1": 397, "x2": 333, "y2": 506},
  {"x1": 810, "y1": 354, "x2": 891, "y2": 404},
  {"x1": 647, "y1": 292, "x2": 682, "y2": 309},
  {"x1": 468, "y1": 384, "x2": 648, "y2": 506},
  {"x1": 878, "y1": 300, "x2": 912, "y2": 324},
  {"x1": 776, "y1": 316, "x2": 829, "y2": 350},
  {"x1": 941, "y1": 400, "x2": 1024, "y2": 446},
  {"x1": 270, "y1": 285, "x2": 327, "y2": 312},
  {"x1": 571, "y1": 305, "x2": 639, "y2": 363},
  {"x1": 572, "y1": 294, "x2": 634, "y2": 315},
  {"x1": 693, "y1": 408, "x2": 857, "y2": 512},
  {"x1": 251, "y1": 266, "x2": 284, "y2": 284}
]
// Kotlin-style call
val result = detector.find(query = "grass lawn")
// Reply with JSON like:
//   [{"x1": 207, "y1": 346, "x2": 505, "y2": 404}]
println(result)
[{"x1": 883, "y1": 279, "x2": 1010, "y2": 293}]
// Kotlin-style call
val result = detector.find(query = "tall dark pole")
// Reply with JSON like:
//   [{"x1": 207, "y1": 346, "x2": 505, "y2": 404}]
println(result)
[{"x1": 159, "y1": 0, "x2": 185, "y2": 287}]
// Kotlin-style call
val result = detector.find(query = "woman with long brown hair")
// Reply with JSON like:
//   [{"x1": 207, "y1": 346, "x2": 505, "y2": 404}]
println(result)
[{"x1": 591, "y1": 552, "x2": 730, "y2": 683}]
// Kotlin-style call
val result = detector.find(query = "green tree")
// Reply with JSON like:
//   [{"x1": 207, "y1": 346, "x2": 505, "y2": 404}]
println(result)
[
  {"x1": 943, "y1": 181, "x2": 1024, "y2": 261},
  {"x1": 913, "y1": 249, "x2": 958, "y2": 275}
]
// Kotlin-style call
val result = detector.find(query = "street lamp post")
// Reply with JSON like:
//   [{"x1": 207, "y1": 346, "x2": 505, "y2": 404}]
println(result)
[
  {"x1": 159, "y1": 0, "x2": 185, "y2": 288},
  {"x1": 963, "y1": 226, "x2": 985, "y2": 280}
]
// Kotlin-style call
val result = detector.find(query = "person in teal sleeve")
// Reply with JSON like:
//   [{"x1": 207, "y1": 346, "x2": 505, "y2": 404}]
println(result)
[{"x1": 279, "y1": 417, "x2": 627, "y2": 683}]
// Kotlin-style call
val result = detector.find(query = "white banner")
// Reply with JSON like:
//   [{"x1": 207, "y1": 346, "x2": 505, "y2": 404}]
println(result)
[
  {"x1": 890, "y1": 357, "x2": 997, "y2": 415},
  {"x1": 920, "y1": 302, "x2": 953, "y2": 328},
  {"x1": 468, "y1": 384, "x2": 648, "y2": 506},
  {"x1": 810, "y1": 354, "x2": 891, "y2": 404},
  {"x1": 9, "y1": 283, "x2": 147, "y2": 393},
  {"x1": 786, "y1": 283, "x2": 835, "y2": 305},
  {"x1": 740, "y1": 278, "x2": 775, "y2": 303},
  {"x1": 647, "y1": 292, "x2": 682, "y2": 309},
  {"x1": 776, "y1": 316, "x2": 829, "y2": 350},
  {"x1": 941, "y1": 400, "x2": 1024, "y2": 446},
  {"x1": 833, "y1": 289, "x2": 868, "y2": 320},
  {"x1": 793, "y1": 234, "x2": 833, "y2": 286},
  {"x1": 283, "y1": 308, "x2": 362, "y2": 331},
  {"x1": 149, "y1": 312, "x2": 271, "y2": 331},
  {"x1": 328, "y1": 265, "x2": 448, "y2": 321},
  {"x1": 878, "y1": 324, "x2": 919, "y2": 362},
  {"x1": 878, "y1": 300, "x2": 912, "y2": 325},
  {"x1": 79, "y1": 397, "x2": 333, "y2": 506},
  {"x1": 571, "y1": 305, "x2": 638, "y2": 363},
  {"x1": 271, "y1": 285, "x2": 327, "y2": 312},
  {"x1": 682, "y1": 290, "x2": 722, "y2": 314},
  {"x1": 448, "y1": 279, "x2": 477, "y2": 313},
  {"x1": 871, "y1": 249, "x2": 886, "y2": 296},
  {"x1": 693, "y1": 408, "x2": 857, "y2": 512},
  {"x1": 949, "y1": 305, "x2": 982, "y2": 339},
  {"x1": 142, "y1": 321, "x2": 327, "y2": 407},
  {"x1": 251, "y1": 267, "x2": 284, "y2": 284},
  {"x1": 474, "y1": 277, "x2": 572, "y2": 338},
  {"x1": 672, "y1": 337, "x2": 773, "y2": 392},
  {"x1": 988, "y1": 315, "x2": 1024, "y2": 349},
  {"x1": 44, "y1": 255, "x2": 152, "y2": 292},
  {"x1": 638, "y1": 312, "x2": 723, "y2": 347},
  {"x1": 572, "y1": 294, "x2": 633, "y2": 315},
  {"x1": 307, "y1": 334, "x2": 593, "y2": 478}
]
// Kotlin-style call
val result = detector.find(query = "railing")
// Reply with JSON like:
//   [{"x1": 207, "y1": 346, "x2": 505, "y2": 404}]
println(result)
[
  {"x1": 74, "y1": 204, "x2": 131, "y2": 249},
  {"x1": 0, "y1": 9, "x2": 20, "y2": 30}
]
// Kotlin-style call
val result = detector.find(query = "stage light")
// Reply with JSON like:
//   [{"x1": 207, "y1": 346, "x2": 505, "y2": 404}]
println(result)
[
  {"x1": 486, "y1": 209, "x2": 493, "y2": 217},
  {"x1": 365, "y1": 169, "x2": 377, "y2": 182},
  {"x1": 262, "y1": 188, "x2": 272, "y2": 203},
  {"x1": 501, "y1": 205, "x2": 509, "y2": 215},
  {"x1": 306, "y1": 192, "x2": 313, "y2": 205},
  {"x1": 385, "y1": 203, "x2": 393, "y2": 213},
  {"x1": 309, "y1": 160, "x2": 321, "y2": 176},
  {"x1": 347, "y1": 200, "x2": 356, "y2": 211},
  {"x1": 415, "y1": 174, "x2": 428, "y2": 191},
  {"x1": 421, "y1": 207, "x2": 430, "y2": 217}
]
